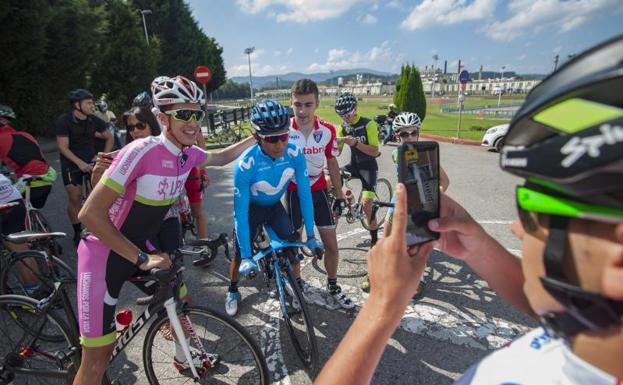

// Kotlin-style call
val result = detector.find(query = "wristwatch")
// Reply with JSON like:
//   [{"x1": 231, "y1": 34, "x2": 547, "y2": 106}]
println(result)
[{"x1": 136, "y1": 251, "x2": 149, "y2": 267}]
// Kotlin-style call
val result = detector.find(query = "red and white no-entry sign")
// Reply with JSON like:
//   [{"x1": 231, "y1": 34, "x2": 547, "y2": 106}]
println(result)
[{"x1": 194, "y1": 65, "x2": 212, "y2": 85}]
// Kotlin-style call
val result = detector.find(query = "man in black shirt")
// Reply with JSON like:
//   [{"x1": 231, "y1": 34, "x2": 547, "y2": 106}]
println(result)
[{"x1": 55, "y1": 89, "x2": 112, "y2": 244}]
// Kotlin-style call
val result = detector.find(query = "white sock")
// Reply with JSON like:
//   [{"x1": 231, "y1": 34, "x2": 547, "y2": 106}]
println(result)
[{"x1": 175, "y1": 337, "x2": 191, "y2": 362}]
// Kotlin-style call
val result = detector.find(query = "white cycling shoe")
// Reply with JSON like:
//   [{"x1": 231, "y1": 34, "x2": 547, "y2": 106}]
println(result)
[{"x1": 225, "y1": 291, "x2": 240, "y2": 316}]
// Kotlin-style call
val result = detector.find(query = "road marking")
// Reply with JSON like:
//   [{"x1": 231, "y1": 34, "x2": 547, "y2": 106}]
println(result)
[
  {"x1": 300, "y1": 275, "x2": 530, "y2": 351},
  {"x1": 258, "y1": 296, "x2": 292, "y2": 385}
]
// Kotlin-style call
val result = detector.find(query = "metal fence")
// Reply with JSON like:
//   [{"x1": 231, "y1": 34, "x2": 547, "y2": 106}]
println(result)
[{"x1": 204, "y1": 107, "x2": 252, "y2": 133}]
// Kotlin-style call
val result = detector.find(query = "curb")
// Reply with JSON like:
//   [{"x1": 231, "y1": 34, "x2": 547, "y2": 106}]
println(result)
[{"x1": 419, "y1": 134, "x2": 481, "y2": 146}]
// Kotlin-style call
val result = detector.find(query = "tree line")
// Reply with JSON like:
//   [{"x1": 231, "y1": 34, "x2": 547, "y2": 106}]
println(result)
[{"x1": 1, "y1": 0, "x2": 225, "y2": 136}]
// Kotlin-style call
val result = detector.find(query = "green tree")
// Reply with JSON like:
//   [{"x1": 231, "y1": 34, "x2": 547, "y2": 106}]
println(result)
[
  {"x1": 395, "y1": 65, "x2": 427, "y2": 121},
  {"x1": 133, "y1": 0, "x2": 226, "y2": 91},
  {"x1": 90, "y1": 0, "x2": 160, "y2": 114}
]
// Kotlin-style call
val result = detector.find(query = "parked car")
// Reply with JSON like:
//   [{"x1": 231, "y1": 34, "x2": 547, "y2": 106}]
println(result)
[{"x1": 481, "y1": 123, "x2": 509, "y2": 152}]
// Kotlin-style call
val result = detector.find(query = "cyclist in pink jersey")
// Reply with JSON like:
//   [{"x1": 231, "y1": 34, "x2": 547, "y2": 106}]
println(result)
[{"x1": 72, "y1": 75, "x2": 255, "y2": 385}]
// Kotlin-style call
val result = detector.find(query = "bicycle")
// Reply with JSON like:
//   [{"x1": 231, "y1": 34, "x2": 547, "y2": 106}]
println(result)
[
  {"x1": 243, "y1": 225, "x2": 321, "y2": 376},
  {"x1": 190, "y1": 233, "x2": 231, "y2": 267},
  {"x1": 178, "y1": 192, "x2": 197, "y2": 244},
  {"x1": 328, "y1": 168, "x2": 393, "y2": 230},
  {"x1": 0, "y1": 248, "x2": 270, "y2": 385},
  {"x1": 14, "y1": 174, "x2": 63, "y2": 256}
]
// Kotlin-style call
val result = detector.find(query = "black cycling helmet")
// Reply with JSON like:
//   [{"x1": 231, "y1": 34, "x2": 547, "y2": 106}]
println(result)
[
  {"x1": 501, "y1": 34, "x2": 623, "y2": 339},
  {"x1": 334, "y1": 92, "x2": 357, "y2": 115},
  {"x1": 250, "y1": 99, "x2": 290, "y2": 135},
  {"x1": 68, "y1": 89, "x2": 94, "y2": 104},
  {"x1": 132, "y1": 91, "x2": 152, "y2": 108},
  {"x1": 0, "y1": 104, "x2": 16, "y2": 119}
]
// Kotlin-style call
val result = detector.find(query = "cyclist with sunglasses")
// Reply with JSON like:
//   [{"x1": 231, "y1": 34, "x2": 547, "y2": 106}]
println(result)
[
  {"x1": 225, "y1": 99, "x2": 323, "y2": 317},
  {"x1": 335, "y1": 91, "x2": 381, "y2": 245},
  {"x1": 360, "y1": 112, "x2": 450, "y2": 293},
  {"x1": 315, "y1": 35, "x2": 623, "y2": 385},
  {"x1": 73, "y1": 75, "x2": 254, "y2": 385}
]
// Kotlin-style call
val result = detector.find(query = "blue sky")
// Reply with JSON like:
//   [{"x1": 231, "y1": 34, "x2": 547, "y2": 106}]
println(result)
[{"x1": 185, "y1": 0, "x2": 623, "y2": 78}]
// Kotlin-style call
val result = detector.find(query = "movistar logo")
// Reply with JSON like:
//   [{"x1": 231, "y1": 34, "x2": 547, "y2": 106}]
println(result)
[
  {"x1": 560, "y1": 123, "x2": 623, "y2": 167},
  {"x1": 287, "y1": 147, "x2": 299, "y2": 158},
  {"x1": 239, "y1": 157, "x2": 255, "y2": 170},
  {"x1": 250, "y1": 168, "x2": 294, "y2": 196}
]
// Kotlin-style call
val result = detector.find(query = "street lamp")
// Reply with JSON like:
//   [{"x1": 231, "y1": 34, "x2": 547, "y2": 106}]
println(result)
[
  {"x1": 497, "y1": 65, "x2": 506, "y2": 107},
  {"x1": 140, "y1": 9, "x2": 152, "y2": 46},
  {"x1": 244, "y1": 47, "x2": 255, "y2": 101}
]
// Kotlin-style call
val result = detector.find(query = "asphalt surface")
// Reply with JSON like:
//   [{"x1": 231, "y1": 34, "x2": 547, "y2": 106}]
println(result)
[{"x1": 37, "y1": 140, "x2": 535, "y2": 385}]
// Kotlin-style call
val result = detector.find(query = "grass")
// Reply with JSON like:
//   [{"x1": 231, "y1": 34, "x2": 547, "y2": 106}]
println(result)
[{"x1": 274, "y1": 95, "x2": 520, "y2": 141}]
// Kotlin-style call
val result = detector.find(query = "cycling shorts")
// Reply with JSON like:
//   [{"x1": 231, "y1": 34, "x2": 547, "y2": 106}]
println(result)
[
  {"x1": 61, "y1": 166, "x2": 88, "y2": 187},
  {"x1": 0, "y1": 199, "x2": 26, "y2": 236},
  {"x1": 233, "y1": 202, "x2": 297, "y2": 260},
  {"x1": 149, "y1": 217, "x2": 181, "y2": 254},
  {"x1": 286, "y1": 189, "x2": 335, "y2": 230},
  {"x1": 77, "y1": 236, "x2": 187, "y2": 347},
  {"x1": 185, "y1": 167, "x2": 203, "y2": 204},
  {"x1": 344, "y1": 163, "x2": 377, "y2": 197},
  {"x1": 27, "y1": 185, "x2": 52, "y2": 209}
]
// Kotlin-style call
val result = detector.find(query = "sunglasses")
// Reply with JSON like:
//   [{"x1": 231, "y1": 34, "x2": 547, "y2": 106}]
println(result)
[
  {"x1": 127, "y1": 122, "x2": 147, "y2": 132},
  {"x1": 260, "y1": 133, "x2": 289, "y2": 143},
  {"x1": 516, "y1": 185, "x2": 623, "y2": 235},
  {"x1": 165, "y1": 109, "x2": 205, "y2": 123},
  {"x1": 398, "y1": 130, "x2": 419, "y2": 138}
]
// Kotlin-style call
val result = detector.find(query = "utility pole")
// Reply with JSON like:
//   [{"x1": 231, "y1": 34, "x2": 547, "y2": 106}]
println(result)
[
  {"x1": 140, "y1": 9, "x2": 152, "y2": 46},
  {"x1": 553, "y1": 54, "x2": 559, "y2": 72},
  {"x1": 244, "y1": 47, "x2": 255, "y2": 101}
]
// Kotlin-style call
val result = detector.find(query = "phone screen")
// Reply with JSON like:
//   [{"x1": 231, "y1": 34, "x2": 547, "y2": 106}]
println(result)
[{"x1": 398, "y1": 142, "x2": 440, "y2": 246}]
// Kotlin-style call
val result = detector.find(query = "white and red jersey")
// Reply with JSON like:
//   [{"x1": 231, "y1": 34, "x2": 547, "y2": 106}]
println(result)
[{"x1": 288, "y1": 116, "x2": 339, "y2": 192}]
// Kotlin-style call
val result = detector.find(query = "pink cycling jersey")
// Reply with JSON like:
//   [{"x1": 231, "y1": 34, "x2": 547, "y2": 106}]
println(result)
[{"x1": 77, "y1": 134, "x2": 207, "y2": 347}]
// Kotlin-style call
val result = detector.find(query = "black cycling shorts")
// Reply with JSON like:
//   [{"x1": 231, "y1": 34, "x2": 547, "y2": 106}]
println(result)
[
  {"x1": 233, "y1": 201, "x2": 297, "y2": 260},
  {"x1": 286, "y1": 189, "x2": 335, "y2": 230},
  {"x1": 149, "y1": 217, "x2": 181, "y2": 253},
  {"x1": 61, "y1": 167, "x2": 88, "y2": 187},
  {"x1": 1, "y1": 199, "x2": 26, "y2": 236},
  {"x1": 344, "y1": 164, "x2": 377, "y2": 193},
  {"x1": 28, "y1": 185, "x2": 52, "y2": 209}
]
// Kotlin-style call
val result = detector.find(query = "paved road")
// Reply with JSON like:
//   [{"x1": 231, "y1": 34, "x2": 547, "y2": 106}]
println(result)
[{"x1": 38, "y1": 141, "x2": 535, "y2": 385}]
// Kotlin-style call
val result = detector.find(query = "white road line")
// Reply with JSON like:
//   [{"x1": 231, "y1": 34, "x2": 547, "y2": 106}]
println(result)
[
  {"x1": 300, "y1": 276, "x2": 530, "y2": 351},
  {"x1": 257, "y1": 296, "x2": 292, "y2": 385}
]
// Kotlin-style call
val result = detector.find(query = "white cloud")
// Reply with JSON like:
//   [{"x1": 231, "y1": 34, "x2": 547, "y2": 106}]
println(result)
[
  {"x1": 236, "y1": 0, "x2": 366, "y2": 22},
  {"x1": 286, "y1": 48, "x2": 294, "y2": 55},
  {"x1": 227, "y1": 63, "x2": 289, "y2": 77},
  {"x1": 483, "y1": 0, "x2": 618, "y2": 42},
  {"x1": 386, "y1": 0, "x2": 403, "y2": 9},
  {"x1": 306, "y1": 41, "x2": 400, "y2": 72},
  {"x1": 400, "y1": 0, "x2": 497, "y2": 30},
  {"x1": 314, "y1": 48, "x2": 320, "y2": 54},
  {"x1": 360, "y1": 14, "x2": 377, "y2": 24},
  {"x1": 274, "y1": 50, "x2": 282, "y2": 57}
]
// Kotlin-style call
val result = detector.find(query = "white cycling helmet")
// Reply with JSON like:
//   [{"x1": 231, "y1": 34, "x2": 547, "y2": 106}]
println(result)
[
  {"x1": 392, "y1": 112, "x2": 422, "y2": 133},
  {"x1": 151, "y1": 75, "x2": 204, "y2": 107}
]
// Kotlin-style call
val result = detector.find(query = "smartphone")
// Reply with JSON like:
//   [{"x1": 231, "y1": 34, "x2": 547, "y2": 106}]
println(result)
[{"x1": 397, "y1": 141, "x2": 440, "y2": 246}]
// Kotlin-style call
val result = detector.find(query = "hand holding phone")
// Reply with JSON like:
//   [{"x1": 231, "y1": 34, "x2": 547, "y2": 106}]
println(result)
[{"x1": 397, "y1": 142, "x2": 441, "y2": 246}]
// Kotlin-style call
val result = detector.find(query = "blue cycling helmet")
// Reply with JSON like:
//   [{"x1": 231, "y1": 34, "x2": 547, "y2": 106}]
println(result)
[{"x1": 251, "y1": 99, "x2": 290, "y2": 135}]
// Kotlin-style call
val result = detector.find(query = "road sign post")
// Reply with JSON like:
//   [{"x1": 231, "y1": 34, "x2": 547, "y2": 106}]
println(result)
[
  {"x1": 194, "y1": 65, "x2": 212, "y2": 130},
  {"x1": 456, "y1": 70, "x2": 469, "y2": 139}
]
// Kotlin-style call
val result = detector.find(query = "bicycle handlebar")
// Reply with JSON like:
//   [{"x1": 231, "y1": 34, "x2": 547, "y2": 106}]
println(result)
[{"x1": 135, "y1": 252, "x2": 184, "y2": 306}]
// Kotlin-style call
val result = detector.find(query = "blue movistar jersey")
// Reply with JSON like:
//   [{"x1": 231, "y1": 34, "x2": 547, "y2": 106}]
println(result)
[{"x1": 233, "y1": 143, "x2": 315, "y2": 258}]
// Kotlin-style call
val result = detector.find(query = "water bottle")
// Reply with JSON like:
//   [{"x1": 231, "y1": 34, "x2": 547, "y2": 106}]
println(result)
[
  {"x1": 115, "y1": 309, "x2": 133, "y2": 332},
  {"x1": 344, "y1": 189, "x2": 354, "y2": 205}
]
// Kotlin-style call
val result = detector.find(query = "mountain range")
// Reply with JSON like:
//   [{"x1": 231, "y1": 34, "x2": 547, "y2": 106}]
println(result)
[{"x1": 230, "y1": 68, "x2": 394, "y2": 88}]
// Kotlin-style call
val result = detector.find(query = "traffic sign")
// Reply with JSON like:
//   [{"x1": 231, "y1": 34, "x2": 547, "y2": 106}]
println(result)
[
  {"x1": 459, "y1": 70, "x2": 469, "y2": 84},
  {"x1": 194, "y1": 65, "x2": 212, "y2": 85}
]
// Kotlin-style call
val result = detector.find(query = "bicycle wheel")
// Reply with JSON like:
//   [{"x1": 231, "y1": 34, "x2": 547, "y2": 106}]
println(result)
[
  {"x1": 0, "y1": 294, "x2": 80, "y2": 384},
  {"x1": 0, "y1": 251, "x2": 76, "y2": 298},
  {"x1": 361, "y1": 178, "x2": 393, "y2": 231},
  {"x1": 143, "y1": 305, "x2": 269, "y2": 385},
  {"x1": 276, "y1": 264, "x2": 319, "y2": 376},
  {"x1": 26, "y1": 210, "x2": 63, "y2": 256}
]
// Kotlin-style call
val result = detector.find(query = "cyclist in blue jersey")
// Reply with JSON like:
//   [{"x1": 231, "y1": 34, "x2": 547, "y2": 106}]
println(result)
[
  {"x1": 226, "y1": 100, "x2": 323, "y2": 316},
  {"x1": 316, "y1": 35, "x2": 623, "y2": 385}
]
